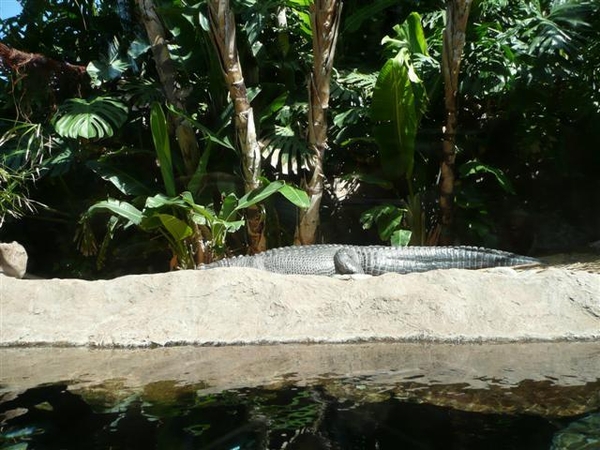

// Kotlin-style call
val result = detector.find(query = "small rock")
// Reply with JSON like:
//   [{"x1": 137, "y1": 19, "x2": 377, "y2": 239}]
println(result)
[{"x1": 0, "y1": 241, "x2": 28, "y2": 279}]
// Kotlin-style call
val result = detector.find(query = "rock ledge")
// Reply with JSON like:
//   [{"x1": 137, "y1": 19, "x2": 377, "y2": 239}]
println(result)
[{"x1": 1, "y1": 267, "x2": 598, "y2": 347}]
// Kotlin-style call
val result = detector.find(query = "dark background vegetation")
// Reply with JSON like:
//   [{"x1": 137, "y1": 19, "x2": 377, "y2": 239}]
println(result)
[{"x1": 1, "y1": 0, "x2": 598, "y2": 278}]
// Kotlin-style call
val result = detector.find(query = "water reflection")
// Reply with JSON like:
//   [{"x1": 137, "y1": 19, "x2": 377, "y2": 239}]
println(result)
[
  {"x1": 1, "y1": 380, "x2": 599, "y2": 449},
  {"x1": 1, "y1": 342, "x2": 599, "y2": 449}
]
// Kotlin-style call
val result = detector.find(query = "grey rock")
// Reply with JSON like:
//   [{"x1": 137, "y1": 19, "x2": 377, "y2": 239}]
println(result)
[{"x1": 0, "y1": 241, "x2": 28, "y2": 279}]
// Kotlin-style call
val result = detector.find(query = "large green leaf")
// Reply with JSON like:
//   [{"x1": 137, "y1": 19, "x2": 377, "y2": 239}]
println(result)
[
  {"x1": 181, "y1": 191, "x2": 218, "y2": 223},
  {"x1": 382, "y1": 12, "x2": 429, "y2": 57},
  {"x1": 262, "y1": 123, "x2": 310, "y2": 175},
  {"x1": 371, "y1": 54, "x2": 417, "y2": 179},
  {"x1": 85, "y1": 199, "x2": 143, "y2": 226},
  {"x1": 150, "y1": 103, "x2": 176, "y2": 197},
  {"x1": 86, "y1": 37, "x2": 132, "y2": 86},
  {"x1": 360, "y1": 204, "x2": 407, "y2": 242},
  {"x1": 53, "y1": 97, "x2": 128, "y2": 140},
  {"x1": 86, "y1": 161, "x2": 152, "y2": 196},
  {"x1": 278, "y1": 184, "x2": 310, "y2": 209},
  {"x1": 235, "y1": 181, "x2": 285, "y2": 211},
  {"x1": 391, "y1": 229, "x2": 412, "y2": 247},
  {"x1": 371, "y1": 12, "x2": 431, "y2": 182},
  {"x1": 157, "y1": 213, "x2": 194, "y2": 241},
  {"x1": 144, "y1": 193, "x2": 187, "y2": 210},
  {"x1": 380, "y1": 12, "x2": 431, "y2": 117},
  {"x1": 166, "y1": 104, "x2": 234, "y2": 151},
  {"x1": 235, "y1": 181, "x2": 310, "y2": 212},
  {"x1": 219, "y1": 193, "x2": 239, "y2": 221},
  {"x1": 459, "y1": 160, "x2": 516, "y2": 195}
]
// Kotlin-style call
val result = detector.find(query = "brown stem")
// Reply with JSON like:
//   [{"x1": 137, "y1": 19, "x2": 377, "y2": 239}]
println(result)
[
  {"x1": 438, "y1": 0, "x2": 472, "y2": 244},
  {"x1": 136, "y1": 0, "x2": 200, "y2": 176},
  {"x1": 294, "y1": 0, "x2": 343, "y2": 245},
  {"x1": 208, "y1": 0, "x2": 265, "y2": 253}
]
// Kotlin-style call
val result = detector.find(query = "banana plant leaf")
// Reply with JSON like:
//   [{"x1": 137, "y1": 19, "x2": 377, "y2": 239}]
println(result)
[
  {"x1": 150, "y1": 103, "x2": 176, "y2": 197},
  {"x1": 86, "y1": 161, "x2": 152, "y2": 197},
  {"x1": 371, "y1": 53, "x2": 417, "y2": 180},
  {"x1": 85, "y1": 199, "x2": 143, "y2": 227}
]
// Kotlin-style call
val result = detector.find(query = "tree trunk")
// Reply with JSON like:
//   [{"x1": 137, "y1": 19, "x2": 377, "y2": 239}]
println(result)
[
  {"x1": 208, "y1": 0, "x2": 265, "y2": 253},
  {"x1": 294, "y1": 0, "x2": 343, "y2": 245},
  {"x1": 438, "y1": 0, "x2": 472, "y2": 244},
  {"x1": 136, "y1": 0, "x2": 200, "y2": 177}
]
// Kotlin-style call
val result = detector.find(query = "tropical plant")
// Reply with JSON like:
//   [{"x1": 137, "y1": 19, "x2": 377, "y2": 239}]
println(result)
[
  {"x1": 451, "y1": 0, "x2": 599, "y2": 244},
  {"x1": 1, "y1": 0, "x2": 598, "y2": 277},
  {"x1": 438, "y1": 0, "x2": 473, "y2": 243},
  {"x1": 364, "y1": 12, "x2": 433, "y2": 245},
  {"x1": 295, "y1": 0, "x2": 343, "y2": 245},
  {"x1": 0, "y1": 120, "x2": 55, "y2": 226},
  {"x1": 0, "y1": 166, "x2": 42, "y2": 226},
  {"x1": 206, "y1": 0, "x2": 266, "y2": 252},
  {"x1": 360, "y1": 204, "x2": 411, "y2": 246},
  {"x1": 52, "y1": 97, "x2": 129, "y2": 140},
  {"x1": 78, "y1": 103, "x2": 309, "y2": 269},
  {"x1": 78, "y1": 183, "x2": 309, "y2": 269},
  {"x1": 137, "y1": 0, "x2": 201, "y2": 177}
]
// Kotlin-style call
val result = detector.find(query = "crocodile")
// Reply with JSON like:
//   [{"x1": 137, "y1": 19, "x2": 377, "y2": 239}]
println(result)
[{"x1": 199, "y1": 244, "x2": 539, "y2": 276}]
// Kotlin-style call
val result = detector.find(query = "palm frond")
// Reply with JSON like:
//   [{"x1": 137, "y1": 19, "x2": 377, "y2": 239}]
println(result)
[
  {"x1": 261, "y1": 124, "x2": 310, "y2": 175},
  {"x1": 332, "y1": 70, "x2": 378, "y2": 105}
]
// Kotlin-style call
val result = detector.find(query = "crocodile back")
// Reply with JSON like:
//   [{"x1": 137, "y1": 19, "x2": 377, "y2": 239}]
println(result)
[
  {"x1": 204, "y1": 245, "x2": 345, "y2": 275},
  {"x1": 357, "y1": 245, "x2": 539, "y2": 275}
]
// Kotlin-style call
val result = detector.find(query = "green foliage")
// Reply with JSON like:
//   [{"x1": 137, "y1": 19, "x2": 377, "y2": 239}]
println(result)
[
  {"x1": 79, "y1": 181, "x2": 309, "y2": 268},
  {"x1": 85, "y1": 198, "x2": 143, "y2": 227},
  {"x1": 79, "y1": 101, "x2": 309, "y2": 267},
  {"x1": 87, "y1": 35, "x2": 150, "y2": 87},
  {"x1": 330, "y1": 70, "x2": 378, "y2": 148},
  {"x1": 150, "y1": 103, "x2": 176, "y2": 197},
  {"x1": 0, "y1": 166, "x2": 42, "y2": 226},
  {"x1": 464, "y1": 0, "x2": 597, "y2": 101},
  {"x1": 343, "y1": 0, "x2": 399, "y2": 33},
  {"x1": 87, "y1": 37, "x2": 131, "y2": 87},
  {"x1": 360, "y1": 191, "x2": 429, "y2": 247},
  {"x1": 53, "y1": 97, "x2": 129, "y2": 140},
  {"x1": 459, "y1": 160, "x2": 515, "y2": 196},
  {"x1": 0, "y1": 121, "x2": 47, "y2": 171},
  {"x1": 366, "y1": 13, "x2": 432, "y2": 244},
  {"x1": 382, "y1": 12, "x2": 429, "y2": 57},
  {"x1": 371, "y1": 54, "x2": 418, "y2": 180},
  {"x1": 2, "y1": 0, "x2": 598, "y2": 275},
  {"x1": 522, "y1": 0, "x2": 593, "y2": 55},
  {"x1": 86, "y1": 160, "x2": 153, "y2": 197},
  {"x1": 0, "y1": 121, "x2": 54, "y2": 226},
  {"x1": 371, "y1": 12, "x2": 430, "y2": 181},
  {"x1": 261, "y1": 103, "x2": 310, "y2": 175},
  {"x1": 183, "y1": 181, "x2": 308, "y2": 257},
  {"x1": 360, "y1": 204, "x2": 409, "y2": 245},
  {"x1": 454, "y1": 159, "x2": 517, "y2": 244}
]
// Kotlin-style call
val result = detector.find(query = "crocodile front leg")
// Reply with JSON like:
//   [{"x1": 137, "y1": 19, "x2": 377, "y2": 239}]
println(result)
[{"x1": 333, "y1": 248, "x2": 365, "y2": 274}]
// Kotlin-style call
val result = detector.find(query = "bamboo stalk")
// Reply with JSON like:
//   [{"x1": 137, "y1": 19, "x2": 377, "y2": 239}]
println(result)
[
  {"x1": 136, "y1": 0, "x2": 200, "y2": 176},
  {"x1": 208, "y1": 0, "x2": 265, "y2": 253},
  {"x1": 439, "y1": 0, "x2": 472, "y2": 244},
  {"x1": 295, "y1": 0, "x2": 343, "y2": 245}
]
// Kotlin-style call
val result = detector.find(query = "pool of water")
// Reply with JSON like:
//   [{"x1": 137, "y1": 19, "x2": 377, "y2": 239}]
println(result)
[{"x1": 1, "y1": 342, "x2": 599, "y2": 449}]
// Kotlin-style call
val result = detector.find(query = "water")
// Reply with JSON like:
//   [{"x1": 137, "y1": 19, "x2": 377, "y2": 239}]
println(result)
[{"x1": 1, "y1": 342, "x2": 599, "y2": 449}]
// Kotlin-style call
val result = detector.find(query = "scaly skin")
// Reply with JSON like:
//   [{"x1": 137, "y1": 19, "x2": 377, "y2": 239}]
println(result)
[{"x1": 200, "y1": 244, "x2": 539, "y2": 276}]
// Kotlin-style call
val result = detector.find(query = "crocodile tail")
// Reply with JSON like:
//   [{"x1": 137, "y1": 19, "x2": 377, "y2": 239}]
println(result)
[{"x1": 457, "y1": 246, "x2": 539, "y2": 269}]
